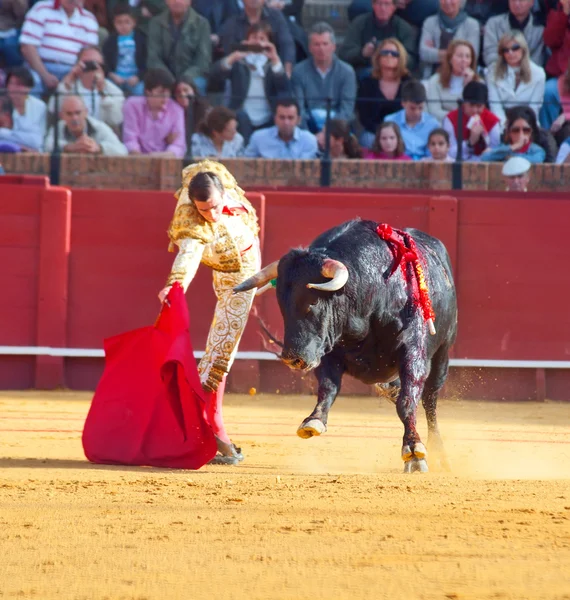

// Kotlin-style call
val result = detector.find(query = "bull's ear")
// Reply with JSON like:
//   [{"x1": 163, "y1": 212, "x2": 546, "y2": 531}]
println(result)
[{"x1": 233, "y1": 260, "x2": 279, "y2": 294}]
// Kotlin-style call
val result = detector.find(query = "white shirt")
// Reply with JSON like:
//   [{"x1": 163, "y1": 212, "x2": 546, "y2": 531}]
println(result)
[{"x1": 0, "y1": 95, "x2": 47, "y2": 151}]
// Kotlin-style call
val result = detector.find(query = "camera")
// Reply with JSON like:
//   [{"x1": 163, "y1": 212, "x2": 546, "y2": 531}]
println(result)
[
  {"x1": 237, "y1": 42, "x2": 266, "y2": 53},
  {"x1": 82, "y1": 60, "x2": 100, "y2": 72}
]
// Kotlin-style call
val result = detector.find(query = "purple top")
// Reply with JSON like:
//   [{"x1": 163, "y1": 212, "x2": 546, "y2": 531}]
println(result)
[
  {"x1": 362, "y1": 150, "x2": 412, "y2": 161},
  {"x1": 122, "y1": 96, "x2": 186, "y2": 157}
]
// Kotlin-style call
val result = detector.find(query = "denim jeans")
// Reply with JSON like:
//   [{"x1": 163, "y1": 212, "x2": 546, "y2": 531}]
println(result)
[
  {"x1": 0, "y1": 31, "x2": 24, "y2": 67},
  {"x1": 28, "y1": 62, "x2": 73, "y2": 97},
  {"x1": 539, "y1": 77, "x2": 561, "y2": 130}
]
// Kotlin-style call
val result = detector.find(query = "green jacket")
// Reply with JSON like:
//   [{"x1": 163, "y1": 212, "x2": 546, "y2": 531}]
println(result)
[
  {"x1": 147, "y1": 8, "x2": 212, "y2": 82},
  {"x1": 339, "y1": 13, "x2": 417, "y2": 71}
]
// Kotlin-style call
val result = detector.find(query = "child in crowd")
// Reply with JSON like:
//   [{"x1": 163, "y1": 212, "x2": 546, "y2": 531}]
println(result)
[
  {"x1": 363, "y1": 122, "x2": 411, "y2": 160},
  {"x1": 423, "y1": 128, "x2": 453, "y2": 162},
  {"x1": 103, "y1": 4, "x2": 147, "y2": 96}
]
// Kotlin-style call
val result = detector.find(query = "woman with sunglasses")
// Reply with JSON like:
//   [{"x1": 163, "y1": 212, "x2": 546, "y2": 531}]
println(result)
[
  {"x1": 419, "y1": 0, "x2": 480, "y2": 79},
  {"x1": 486, "y1": 32, "x2": 545, "y2": 127},
  {"x1": 482, "y1": 105, "x2": 546, "y2": 163},
  {"x1": 424, "y1": 39, "x2": 480, "y2": 123},
  {"x1": 356, "y1": 38, "x2": 411, "y2": 148}
]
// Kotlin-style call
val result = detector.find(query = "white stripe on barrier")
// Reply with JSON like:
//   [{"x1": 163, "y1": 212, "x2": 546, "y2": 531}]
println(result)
[{"x1": 0, "y1": 346, "x2": 569, "y2": 368}]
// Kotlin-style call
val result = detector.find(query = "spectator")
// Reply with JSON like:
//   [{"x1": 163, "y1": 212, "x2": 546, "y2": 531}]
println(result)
[
  {"x1": 555, "y1": 133, "x2": 570, "y2": 162},
  {"x1": 443, "y1": 80, "x2": 501, "y2": 160},
  {"x1": 543, "y1": 62, "x2": 570, "y2": 134},
  {"x1": 0, "y1": 97, "x2": 20, "y2": 152},
  {"x1": 244, "y1": 97, "x2": 318, "y2": 158},
  {"x1": 422, "y1": 127, "x2": 453, "y2": 160},
  {"x1": 147, "y1": 0, "x2": 211, "y2": 95},
  {"x1": 483, "y1": 0, "x2": 544, "y2": 67},
  {"x1": 316, "y1": 118, "x2": 362, "y2": 158},
  {"x1": 348, "y1": 0, "x2": 439, "y2": 29},
  {"x1": 103, "y1": 4, "x2": 147, "y2": 97},
  {"x1": 339, "y1": 0, "x2": 417, "y2": 78},
  {"x1": 544, "y1": 0, "x2": 570, "y2": 79},
  {"x1": 292, "y1": 22, "x2": 357, "y2": 133},
  {"x1": 191, "y1": 106, "x2": 244, "y2": 157},
  {"x1": 45, "y1": 94, "x2": 128, "y2": 155},
  {"x1": 122, "y1": 68, "x2": 186, "y2": 157},
  {"x1": 356, "y1": 37, "x2": 411, "y2": 147},
  {"x1": 482, "y1": 105, "x2": 546, "y2": 162},
  {"x1": 424, "y1": 39, "x2": 479, "y2": 123},
  {"x1": 486, "y1": 32, "x2": 545, "y2": 127},
  {"x1": 19, "y1": 0, "x2": 99, "y2": 94},
  {"x1": 210, "y1": 21, "x2": 290, "y2": 142},
  {"x1": 49, "y1": 46, "x2": 124, "y2": 131},
  {"x1": 106, "y1": 0, "x2": 167, "y2": 35},
  {"x1": 219, "y1": 0, "x2": 296, "y2": 76},
  {"x1": 192, "y1": 0, "x2": 240, "y2": 59},
  {"x1": 384, "y1": 79, "x2": 440, "y2": 159},
  {"x1": 502, "y1": 155, "x2": 531, "y2": 189},
  {"x1": 419, "y1": 0, "x2": 480, "y2": 78},
  {"x1": 175, "y1": 76, "x2": 211, "y2": 143},
  {"x1": 363, "y1": 121, "x2": 411, "y2": 159},
  {"x1": 265, "y1": 0, "x2": 307, "y2": 63},
  {"x1": 465, "y1": 0, "x2": 508, "y2": 25},
  {"x1": 0, "y1": 0, "x2": 28, "y2": 67},
  {"x1": 0, "y1": 66, "x2": 46, "y2": 151}
]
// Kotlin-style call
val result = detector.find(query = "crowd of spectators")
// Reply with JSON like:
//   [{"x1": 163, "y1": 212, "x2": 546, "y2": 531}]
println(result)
[{"x1": 1, "y1": 0, "x2": 570, "y2": 166}]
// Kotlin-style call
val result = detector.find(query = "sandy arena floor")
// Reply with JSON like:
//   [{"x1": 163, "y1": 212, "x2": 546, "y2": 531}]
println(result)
[{"x1": 0, "y1": 391, "x2": 569, "y2": 600}]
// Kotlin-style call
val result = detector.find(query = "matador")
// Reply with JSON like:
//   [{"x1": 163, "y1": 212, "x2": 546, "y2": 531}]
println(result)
[{"x1": 158, "y1": 160, "x2": 261, "y2": 465}]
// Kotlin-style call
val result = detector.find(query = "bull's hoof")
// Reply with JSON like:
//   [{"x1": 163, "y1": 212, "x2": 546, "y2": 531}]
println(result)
[
  {"x1": 297, "y1": 419, "x2": 327, "y2": 439},
  {"x1": 403, "y1": 458, "x2": 429, "y2": 474},
  {"x1": 208, "y1": 455, "x2": 240, "y2": 466},
  {"x1": 401, "y1": 442, "x2": 427, "y2": 461}
]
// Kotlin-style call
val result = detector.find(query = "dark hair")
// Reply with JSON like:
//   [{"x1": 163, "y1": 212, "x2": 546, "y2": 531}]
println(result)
[
  {"x1": 112, "y1": 2, "x2": 136, "y2": 19},
  {"x1": 462, "y1": 80, "x2": 488, "y2": 105},
  {"x1": 274, "y1": 97, "x2": 300, "y2": 114},
  {"x1": 198, "y1": 106, "x2": 237, "y2": 137},
  {"x1": 0, "y1": 95, "x2": 13, "y2": 115},
  {"x1": 175, "y1": 77, "x2": 210, "y2": 131},
  {"x1": 401, "y1": 80, "x2": 426, "y2": 104},
  {"x1": 327, "y1": 119, "x2": 362, "y2": 158},
  {"x1": 245, "y1": 21, "x2": 274, "y2": 43},
  {"x1": 144, "y1": 68, "x2": 175, "y2": 92},
  {"x1": 504, "y1": 105, "x2": 539, "y2": 144},
  {"x1": 188, "y1": 171, "x2": 224, "y2": 203},
  {"x1": 428, "y1": 128, "x2": 450, "y2": 145},
  {"x1": 5, "y1": 66, "x2": 34, "y2": 89}
]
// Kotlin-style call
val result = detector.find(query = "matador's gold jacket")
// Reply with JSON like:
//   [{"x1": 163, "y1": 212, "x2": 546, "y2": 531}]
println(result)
[{"x1": 165, "y1": 160, "x2": 261, "y2": 392}]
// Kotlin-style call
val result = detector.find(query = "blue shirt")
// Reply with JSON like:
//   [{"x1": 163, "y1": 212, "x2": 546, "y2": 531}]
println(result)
[
  {"x1": 244, "y1": 126, "x2": 318, "y2": 159},
  {"x1": 384, "y1": 109, "x2": 440, "y2": 160},
  {"x1": 116, "y1": 33, "x2": 137, "y2": 78}
]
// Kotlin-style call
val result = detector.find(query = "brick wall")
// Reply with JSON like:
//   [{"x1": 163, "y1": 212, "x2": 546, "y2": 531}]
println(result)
[{"x1": 2, "y1": 153, "x2": 570, "y2": 191}]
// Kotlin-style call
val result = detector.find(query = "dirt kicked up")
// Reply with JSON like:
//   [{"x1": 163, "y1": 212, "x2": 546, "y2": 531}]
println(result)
[{"x1": 0, "y1": 391, "x2": 569, "y2": 600}]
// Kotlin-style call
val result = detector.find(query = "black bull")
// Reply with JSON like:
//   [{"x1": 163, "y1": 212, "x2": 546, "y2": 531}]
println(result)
[{"x1": 234, "y1": 219, "x2": 458, "y2": 473}]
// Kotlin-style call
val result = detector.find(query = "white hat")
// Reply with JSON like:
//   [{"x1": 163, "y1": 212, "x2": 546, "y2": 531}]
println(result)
[{"x1": 502, "y1": 156, "x2": 531, "y2": 177}]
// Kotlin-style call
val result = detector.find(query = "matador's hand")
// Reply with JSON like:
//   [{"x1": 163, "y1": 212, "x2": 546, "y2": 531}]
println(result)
[{"x1": 158, "y1": 286, "x2": 172, "y2": 304}]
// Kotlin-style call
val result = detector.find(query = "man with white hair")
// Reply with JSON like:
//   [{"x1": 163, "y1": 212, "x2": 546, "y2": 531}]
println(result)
[
  {"x1": 502, "y1": 156, "x2": 531, "y2": 191},
  {"x1": 291, "y1": 21, "x2": 357, "y2": 132},
  {"x1": 44, "y1": 95, "x2": 128, "y2": 155}
]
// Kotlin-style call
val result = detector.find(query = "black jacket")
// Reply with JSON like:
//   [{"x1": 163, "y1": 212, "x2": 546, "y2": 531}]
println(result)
[
  {"x1": 102, "y1": 30, "x2": 148, "y2": 80},
  {"x1": 210, "y1": 59, "x2": 292, "y2": 112}
]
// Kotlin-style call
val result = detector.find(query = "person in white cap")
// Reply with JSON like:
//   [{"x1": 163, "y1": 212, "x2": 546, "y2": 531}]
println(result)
[{"x1": 502, "y1": 156, "x2": 531, "y2": 192}]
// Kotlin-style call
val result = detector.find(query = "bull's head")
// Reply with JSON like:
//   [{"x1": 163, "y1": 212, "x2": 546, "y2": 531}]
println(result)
[{"x1": 234, "y1": 251, "x2": 349, "y2": 371}]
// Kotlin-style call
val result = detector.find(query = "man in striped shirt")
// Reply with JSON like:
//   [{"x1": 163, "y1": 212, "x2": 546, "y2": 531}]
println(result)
[{"x1": 19, "y1": 0, "x2": 99, "y2": 95}]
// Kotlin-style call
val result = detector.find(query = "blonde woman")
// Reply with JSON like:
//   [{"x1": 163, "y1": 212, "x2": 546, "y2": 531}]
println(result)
[
  {"x1": 356, "y1": 37, "x2": 411, "y2": 147},
  {"x1": 423, "y1": 39, "x2": 479, "y2": 123},
  {"x1": 486, "y1": 31, "x2": 545, "y2": 127}
]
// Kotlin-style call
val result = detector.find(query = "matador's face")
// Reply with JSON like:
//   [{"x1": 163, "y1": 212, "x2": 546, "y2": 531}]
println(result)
[{"x1": 194, "y1": 188, "x2": 224, "y2": 223}]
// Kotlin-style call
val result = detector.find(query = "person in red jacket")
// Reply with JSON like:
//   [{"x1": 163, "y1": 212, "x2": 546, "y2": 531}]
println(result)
[{"x1": 542, "y1": 0, "x2": 570, "y2": 127}]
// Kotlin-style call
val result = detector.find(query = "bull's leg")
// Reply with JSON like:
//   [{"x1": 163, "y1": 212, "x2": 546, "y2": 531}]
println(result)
[
  {"x1": 397, "y1": 323, "x2": 429, "y2": 473},
  {"x1": 297, "y1": 357, "x2": 343, "y2": 439},
  {"x1": 422, "y1": 346, "x2": 451, "y2": 472}
]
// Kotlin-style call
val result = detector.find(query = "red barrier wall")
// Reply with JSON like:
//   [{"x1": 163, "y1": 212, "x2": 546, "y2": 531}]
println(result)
[{"x1": 1, "y1": 180, "x2": 569, "y2": 400}]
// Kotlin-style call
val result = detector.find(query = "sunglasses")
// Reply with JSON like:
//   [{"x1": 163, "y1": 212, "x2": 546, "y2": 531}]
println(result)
[
  {"x1": 501, "y1": 44, "x2": 522, "y2": 54},
  {"x1": 379, "y1": 49, "x2": 400, "y2": 58},
  {"x1": 510, "y1": 126, "x2": 531, "y2": 134}
]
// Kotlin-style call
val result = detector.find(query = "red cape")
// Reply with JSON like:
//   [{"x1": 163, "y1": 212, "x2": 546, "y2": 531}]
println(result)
[{"x1": 82, "y1": 283, "x2": 217, "y2": 469}]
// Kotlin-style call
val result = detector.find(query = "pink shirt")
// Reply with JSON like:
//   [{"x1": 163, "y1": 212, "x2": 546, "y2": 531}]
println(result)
[
  {"x1": 122, "y1": 96, "x2": 186, "y2": 158},
  {"x1": 362, "y1": 150, "x2": 412, "y2": 161}
]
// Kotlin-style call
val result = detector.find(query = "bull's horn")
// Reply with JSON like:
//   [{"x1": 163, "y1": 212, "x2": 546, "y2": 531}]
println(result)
[
  {"x1": 233, "y1": 260, "x2": 279, "y2": 293},
  {"x1": 307, "y1": 259, "x2": 349, "y2": 292}
]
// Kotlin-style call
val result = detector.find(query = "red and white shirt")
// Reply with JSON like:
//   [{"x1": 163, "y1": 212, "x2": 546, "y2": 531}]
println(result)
[{"x1": 19, "y1": 0, "x2": 98, "y2": 66}]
